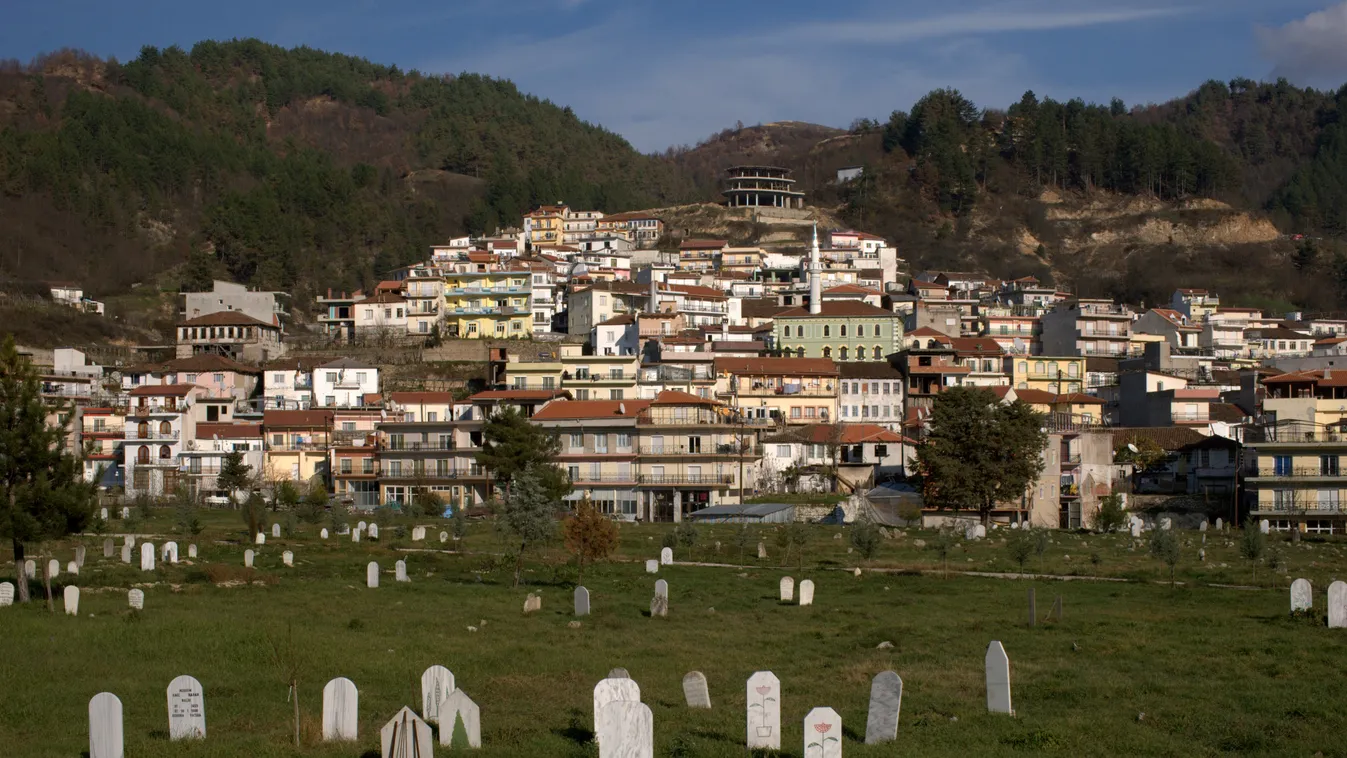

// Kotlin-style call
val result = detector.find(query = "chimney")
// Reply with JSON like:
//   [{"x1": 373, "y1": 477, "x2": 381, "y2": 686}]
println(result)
[
  {"x1": 649, "y1": 275, "x2": 658, "y2": 312},
  {"x1": 809, "y1": 222, "x2": 822, "y2": 316}
]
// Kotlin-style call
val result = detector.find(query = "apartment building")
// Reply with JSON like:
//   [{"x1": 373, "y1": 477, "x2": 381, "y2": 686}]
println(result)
[
  {"x1": 180, "y1": 422, "x2": 264, "y2": 499},
  {"x1": 714, "y1": 357, "x2": 839, "y2": 425},
  {"x1": 313, "y1": 359, "x2": 379, "y2": 408},
  {"x1": 1245, "y1": 420, "x2": 1347, "y2": 533},
  {"x1": 677, "y1": 239, "x2": 727, "y2": 272},
  {"x1": 1040, "y1": 299, "x2": 1133, "y2": 357},
  {"x1": 262, "y1": 410, "x2": 333, "y2": 486},
  {"x1": 124, "y1": 384, "x2": 205, "y2": 497},
  {"x1": 1003, "y1": 356, "x2": 1086, "y2": 394},
  {"x1": 80, "y1": 408, "x2": 125, "y2": 489},
  {"x1": 772, "y1": 301, "x2": 904, "y2": 361},
  {"x1": 376, "y1": 392, "x2": 489, "y2": 511},
  {"x1": 442, "y1": 268, "x2": 532, "y2": 339},
  {"x1": 837, "y1": 362, "x2": 905, "y2": 429}
]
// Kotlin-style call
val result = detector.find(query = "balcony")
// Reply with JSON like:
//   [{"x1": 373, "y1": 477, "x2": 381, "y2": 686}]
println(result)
[
  {"x1": 722, "y1": 384, "x2": 836, "y2": 398},
  {"x1": 127, "y1": 403, "x2": 189, "y2": 417},
  {"x1": 1249, "y1": 467, "x2": 1347, "y2": 481},
  {"x1": 125, "y1": 429, "x2": 180, "y2": 441},
  {"x1": 385, "y1": 440, "x2": 457, "y2": 452},
  {"x1": 1246, "y1": 421, "x2": 1347, "y2": 445},
  {"x1": 638, "y1": 474, "x2": 735, "y2": 486},
  {"x1": 267, "y1": 442, "x2": 329, "y2": 452},
  {"x1": 1254, "y1": 502, "x2": 1344, "y2": 514},
  {"x1": 639, "y1": 444, "x2": 763, "y2": 456},
  {"x1": 568, "y1": 474, "x2": 640, "y2": 484},
  {"x1": 380, "y1": 468, "x2": 490, "y2": 481}
]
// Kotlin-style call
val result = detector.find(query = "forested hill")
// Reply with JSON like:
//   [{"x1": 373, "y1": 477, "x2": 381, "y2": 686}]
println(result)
[{"x1": 0, "y1": 40, "x2": 696, "y2": 297}]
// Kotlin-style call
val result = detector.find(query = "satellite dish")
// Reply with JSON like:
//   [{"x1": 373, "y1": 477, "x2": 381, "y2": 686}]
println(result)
[
  {"x1": 1127, "y1": 443, "x2": 1139, "y2": 454},
  {"x1": 618, "y1": 402, "x2": 626, "y2": 415}
]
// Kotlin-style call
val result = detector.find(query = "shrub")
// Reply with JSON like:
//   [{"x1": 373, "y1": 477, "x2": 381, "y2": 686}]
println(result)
[
  {"x1": 1095, "y1": 494, "x2": 1128, "y2": 534},
  {"x1": 849, "y1": 521, "x2": 882, "y2": 561}
]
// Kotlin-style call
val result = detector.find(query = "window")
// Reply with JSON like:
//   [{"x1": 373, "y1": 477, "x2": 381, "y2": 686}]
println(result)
[
  {"x1": 1067, "y1": 363, "x2": 1079, "y2": 378},
  {"x1": 595, "y1": 434, "x2": 608, "y2": 453},
  {"x1": 609, "y1": 368, "x2": 623, "y2": 380},
  {"x1": 495, "y1": 322, "x2": 506, "y2": 335},
  {"x1": 568, "y1": 465, "x2": 580, "y2": 481},
  {"x1": 688, "y1": 436, "x2": 702, "y2": 453},
  {"x1": 576, "y1": 389, "x2": 590, "y2": 400},
  {"x1": 340, "y1": 459, "x2": 352, "y2": 474},
  {"x1": 1322, "y1": 456, "x2": 1340, "y2": 476},
  {"x1": 871, "y1": 382, "x2": 880, "y2": 394},
  {"x1": 823, "y1": 325, "x2": 830, "y2": 337},
  {"x1": 362, "y1": 459, "x2": 374, "y2": 474},
  {"x1": 805, "y1": 407, "x2": 816, "y2": 418},
  {"x1": 862, "y1": 405, "x2": 869, "y2": 418},
  {"x1": 326, "y1": 372, "x2": 338, "y2": 383},
  {"x1": 875, "y1": 444, "x2": 888, "y2": 458},
  {"x1": 790, "y1": 407, "x2": 802, "y2": 419},
  {"x1": 857, "y1": 325, "x2": 866, "y2": 338},
  {"x1": 1274, "y1": 456, "x2": 1293, "y2": 476},
  {"x1": 325, "y1": 396, "x2": 336, "y2": 406},
  {"x1": 1034, "y1": 361, "x2": 1044, "y2": 374},
  {"x1": 839, "y1": 347, "x2": 848, "y2": 360},
  {"x1": 186, "y1": 373, "x2": 198, "y2": 384},
  {"x1": 840, "y1": 325, "x2": 848, "y2": 337},
  {"x1": 1319, "y1": 489, "x2": 1340, "y2": 511},
  {"x1": 542, "y1": 377, "x2": 556, "y2": 389},
  {"x1": 873, "y1": 347, "x2": 882, "y2": 359},
  {"x1": 426, "y1": 412, "x2": 438, "y2": 422},
  {"x1": 823, "y1": 347, "x2": 831, "y2": 358},
  {"x1": 272, "y1": 433, "x2": 284, "y2": 446},
  {"x1": 609, "y1": 389, "x2": 624, "y2": 400},
  {"x1": 840, "y1": 406, "x2": 848, "y2": 418},
  {"x1": 1018, "y1": 361, "x2": 1028, "y2": 375},
  {"x1": 783, "y1": 325, "x2": 792, "y2": 338},
  {"x1": 776, "y1": 445, "x2": 791, "y2": 457},
  {"x1": 1273, "y1": 489, "x2": 1294, "y2": 510},
  {"x1": 468, "y1": 323, "x2": 478, "y2": 335}
]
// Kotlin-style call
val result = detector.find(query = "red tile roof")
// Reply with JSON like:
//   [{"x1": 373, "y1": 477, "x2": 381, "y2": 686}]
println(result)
[
  {"x1": 470, "y1": 390, "x2": 572, "y2": 402},
  {"x1": 196, "y1": 423, "x2": 262, "y2": 439},
  {"x1": 159, "y1": 354, "x2": 260, "y2": 374},
  {"x1": 679, "y1": 239, "x2": 728, "y2": 250},
  {"x1": 389, "y1": 392, "x2": 456, "y2": 405},
  {"x1": 178, "y1": 311, "x2": 277, "y2": 328},
  {"x1": 649, "y1": 390, "x2": 718, "y2": 406},
  {"x1": 355, "y1": 292, "x2": 406, "y2": 305},
  {"x1": 263, "y1": 410, "x2": 334, "y2": 428},
  {"x1": 531, "y1": 399, "x2": 653, "y2": 420},
  {"x1": 823, "y1": 284, "x2": 882, "y2": 296},
  {"x1": 666, "y1": 283, "x2": 728, "y2": 300},
  {"x1": 714, "y1": 357, "x2": 839, "y2": 376},
  {"x1": 129, "y1": 384, "x2": 198, "y2": 397},
  {"x1": 774, "y1": 301, "x2": 898, "y2": 318},
  {"x1": 949, "y1": 337, "x2": 1005, "y2": 356}
]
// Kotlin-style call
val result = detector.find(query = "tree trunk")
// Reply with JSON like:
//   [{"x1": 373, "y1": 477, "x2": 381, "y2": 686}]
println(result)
[
  {"x1": 512, "y1": 540, "x2": 525, "y2": 588},
  {"x1": 42, "y1": 554, "x2": 53, "y2": 613},
  {"x1": 292, "y1": 681, "x2": 300, "y2": 747},
  {"x1": 12, "y1": 537, "x2": 28, "y2": 604}
]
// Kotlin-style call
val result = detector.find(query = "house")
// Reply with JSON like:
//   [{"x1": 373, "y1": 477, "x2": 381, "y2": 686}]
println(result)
[
  {"x1": 677, "y1": 239, "x2": 728, "y2": 272},
  {"x1": 124, "y1": 384, "x2": 206, "y2": 497},
  {"x1": 719, "y1": 247, "x2": 765, "y2": 274},
  {"x1": 772, "y1": 301, "x2": 904, "y2": 361},
  {"x1": 176, "y1": 311, "x2": 285, "y2": 363},
  {"x1": 182, "y1": 280, "x2": 290, "y2": 329},
  {"x1": 714, "y1": 357, "x2": 840, "y2": 425},
  {"x1": 1040, "y1": 299, "x2": 1133, "y2": 357},
  {"x1": 893, "y1": 332, "x2": 969, "y2": 411},
  {"x1": 1201, "y1": 317, "x2": 1246, "y2": 359},
  {"x1": 442, "y1": 267, "x2": 533, "y2": 339},
  {"x1": 1170, "y1": 288, "x2": 1220, "y2": 323},
  {"x1": 80, "y1": 408, "x2": 125, "y2": 489},
  {"x1": 951, "y1": 337, "x2": 1007, "y2": 387},
  {"x1": 593, "y1": 314, "x2": 640, "y2": 357},
  {"x1": 837, "y1": 362, "x2": 905, "y2": 429},
  {"x1": 313, "y1": 359, "x2": 380, "y2": 408},
  {"x1": 595, "y1": 212, "x2": 664, "y2": 247},
  {"x1": 262, "y1": 357, "x2": 324, "y2": 411},
  {"x1": 330, "y1": 407, "x2": 383, "y2": 510},
  {"x1": 761, "y1": 423, "x2": 911, "y2": 494},
  {"x1": 1003, "y1": 355, "x2": 1087, "y2": 394},
  {"x1": 1245, "y1": 420, "x2": 1347, "y2": 533},
  {"x1": 262, "y1": 410, "x2": 333, "y2": 486},
  {"x1": 566, "y1": 281, "x2": 649, "y2": 336},
  {"x1": 1113, "y1": 427, "x2": 1238, "y2": 498},
  {"x1": 180, "y1": 422, "x2": 264, "y2": 500},
  {"x1": 316, "y1": 289, "x2": 361, "y2": 341},
  {"x1": 402, "y1": 271, "x2": 443, "y2": 337},
  {"x1": 1133, "y1": 309, "x2": 1203, "y2": 353},
  {"x1": 1261, "y1": 370, "x2": 1347, "y2": 428},
  {"x1": 523, "y1": 205, "x2": 568, "y2": 245},
  {"x1": 375, "y1": 392, "x2": 490, "y2": 512},
  {"x1": 532, "y1": 397, "x2": 648, "y2": 519},
  {"x1": 156, "y1": 354, "x2": 261, "y2": 407},
  {"x1": 1246, "y1": 326, "x2": 1313, "y2": 359},
  {"x1": 353, "y1": 292, "x2": 408, "y2": 337}
]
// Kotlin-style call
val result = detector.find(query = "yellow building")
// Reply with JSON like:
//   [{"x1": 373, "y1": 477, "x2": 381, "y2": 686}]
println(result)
[
  {"x1": 713, "y1": 356, "x2": 840, "y2": 425},
  {"x1": 1003, "y1": 355, "x2": 1086, "y2": 394},
  {"x1": 503, "y1": 344, "x2": 640, "y2": 401},
  {"x1": 442, "y1": 270, "x2": 532, "y2": 339},
  {"x1": 262, "y1": 410, "x2": 333, "y2": 485},
  {"x1": 1262, "y1": 371, "x2": 1347, "y2": 428},
  {"x1": 524, "y1": 205, "x2": 567, "y2": 245},
  {"x1": 1011, "y1": 389, "x2": 1106, "y2": 425},
  {"x1": 1246, "y1": 418, "x2": 1347, "y2": 533}
]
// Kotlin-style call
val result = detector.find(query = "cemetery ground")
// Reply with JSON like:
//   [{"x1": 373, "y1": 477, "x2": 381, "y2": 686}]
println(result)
[{"x1": 3, "y1": 511, "x2": 1347, "y2": 756}]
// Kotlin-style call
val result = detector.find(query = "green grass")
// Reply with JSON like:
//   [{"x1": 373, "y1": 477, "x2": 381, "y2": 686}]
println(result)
[{"x1": 2, "y1": 510, "x2": 1346, "y2": 757}]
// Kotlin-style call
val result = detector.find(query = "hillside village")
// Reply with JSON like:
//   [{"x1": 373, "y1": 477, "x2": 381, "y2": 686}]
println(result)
[{"x1": 22, "y1": 163, "x2": 1347, "y2": 534}]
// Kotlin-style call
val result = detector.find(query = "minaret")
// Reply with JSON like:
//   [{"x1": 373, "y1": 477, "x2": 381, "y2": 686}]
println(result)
[{"x1": 809, "y1": 222, "x2": 822, "y2": 315}]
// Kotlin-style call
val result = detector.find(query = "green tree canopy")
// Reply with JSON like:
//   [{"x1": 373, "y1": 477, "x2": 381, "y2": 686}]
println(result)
[
  {"x1": 915, "y1": 387, "x2": 1048, "y2": 526},
  {"x1": 499, "y1": 463, "x2": 560, "y2": 587},
  {"x1": 477, "y1": 406, "x2": 568, "y2": 500},
  {"x1": 0, "y1": 336, "x2": 94, "y2": 603}
]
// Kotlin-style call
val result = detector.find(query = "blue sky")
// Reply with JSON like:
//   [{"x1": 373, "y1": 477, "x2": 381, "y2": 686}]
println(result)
[{"x1": 2, "y1": 1, "x2": 1342, "y2": 152}]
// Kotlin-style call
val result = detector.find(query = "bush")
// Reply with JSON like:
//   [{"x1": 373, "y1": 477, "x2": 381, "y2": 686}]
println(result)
[
  {"x1": 661, "y1": 531, "x2": 678, "y2": 549},
  {"x1": 1095, "y1": 494, "x2": 1127, "y2": 534},
  {"x1": 1007, "y1": 530, "x2": 1034, "y2": 573},
  {"x1": 849, "y1": 521, "x2": 882, "y2": 561},
  {"x1": 1149, "y1": 528, "x2": 1181, "y2": 585}
]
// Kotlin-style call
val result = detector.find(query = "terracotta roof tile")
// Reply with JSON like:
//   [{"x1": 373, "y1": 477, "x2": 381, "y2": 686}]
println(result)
[
  {"x1": 263, "y1": 410, "x2": 334, "y2": 427},
  {"x1": 531, "y1": 399, "x2": 653, "y2": 420},
  {"x1": 178, "y1": 311, "x2": 277, "y2": 328},
  {"x1": 714, "y1": 357, "x2": 839, "y2": 376}
]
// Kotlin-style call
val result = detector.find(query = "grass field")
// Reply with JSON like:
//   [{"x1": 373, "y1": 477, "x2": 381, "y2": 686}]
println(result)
[{"x1": 2, "y1": 509, "x2": 1347, "y2": 757}]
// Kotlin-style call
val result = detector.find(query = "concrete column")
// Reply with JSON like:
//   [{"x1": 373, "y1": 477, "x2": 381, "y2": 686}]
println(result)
[{"x1": 673, "y1": 490, "x2": 682, "y2": 523}]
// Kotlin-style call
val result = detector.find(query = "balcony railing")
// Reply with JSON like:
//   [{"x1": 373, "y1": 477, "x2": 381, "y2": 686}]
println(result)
[
  {"x1": 568, "y1": 474, "x2": 639, "y2": 483},
  {"x1": 127, "y1": 403, "x2": 189, "y2": 416},
  {"x1": 1252, "y1": 467, "x2": 1347, "y2": 479},
  {"x1": 1247, "y1": 422, "x2": 1347, "y2": 444},
  {"x1": 723, "y1": 385, "x2": 836, "y2": 397},
  {"x1": 266, "y1": 442, "x2": 329, "y2": 451},
  {"x1": 385, "y1": 440, "x2": 457, "y2": 452},
  {"x1": 638, "y1": 474, "x2": 735, "y2": 485},
  {"x1": 380, "y1": 468, "x2": 490, "y2": 481},
  {"x1": 1257, "y1": 502, "x2": 1343, "y2": 514},
  {"x1": 125, "y1": 429, "x2": 180, "y2": 441},
  {"x1": 639, "y1": 444, "x2": 763, "y2": 456}
]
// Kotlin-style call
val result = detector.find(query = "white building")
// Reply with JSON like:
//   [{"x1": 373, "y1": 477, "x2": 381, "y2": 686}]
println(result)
[
  {"x1": 262, "y1": 358, "x2": 321, "y2": 411},
  {"x1": 124, "y1": 384, "x2": 203, "y2": 497},
  {"x1": 593, "y1": 315, "x2": 640, "y2": 357},
  {"x1": 313, "y1": 359, "x2": 380, "y2": 408},
  {"x1": 354, "y1": 293, "x2": 408, "y2": 338}
]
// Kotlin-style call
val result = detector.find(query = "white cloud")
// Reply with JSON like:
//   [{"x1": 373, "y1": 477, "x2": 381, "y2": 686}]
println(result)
[
  {"x1": 1258, "y1": 2, "x2": 1347, "y2": 86},
  {"x1": 420, "y1": 1, "x2": 1191, "y2": 151}
]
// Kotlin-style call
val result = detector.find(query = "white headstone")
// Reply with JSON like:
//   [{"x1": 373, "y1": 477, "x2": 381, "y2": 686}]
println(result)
[
  {"x1": 167, "y1": 674, "x2": 206, "y2": 740},
  {"x1": 746, "y1": 671, "x2": 781, "y2": 749},
  {"x1": 986, "y1": 640, "x2": 1013, "y2": 714},
  {"x1": 1130, "y1": 521, "x2": 1141, "y2": 538},
  {"x1": 322, "y1": 677, "x2": 359, "y2": 741},
  {"x1": 256, "y1": 532, "x2": 265, "y2": 545},
  {"x1": 1199, "y1": 520, "x2": 1208, "y2": 532},
  {"x1": 164, "y1": 542, "x2": 178, "y2": 564},
  {"x1": 682, "y1": 671, "x2": 711, "y2": 709},
  {"x1": 48, "y1": 558, "x2": 60, "y2": 578},
  {"x1": 101, "y1": 507, "x2": 109, "y2": 520},
  {"x1": 283, "y1": 551, "x2": 294, "y2": 568},
  {"x1": 524, "y1": 593, "x2": 541, "y2": 613},
  {"x1": 244, "y1": 549, "x2": 255, "y2": 568},
  {"x1": 975, "y1": 524, "x2": 987, "y2": 539},
  {"x1": 0, "y1": 582, "x2": 13, "y2": 607},
  {"x1": 67, "y1": 561, "x2": 79, "y2": 575},
  {"x1": 63, "y1": 585, "x2": 80, "y2": 615},
  {"x1": 645, "y1": 560, "x2": 658, "y2": 574},
  {"x1": 120, "y1": 546, "x2": 131, "y2": 564},
  {"x1": 865, "y1": 671, "x2": 902, "y2": 744},
  {"x1": 380, "y1": 705, "x2": 434, "y2": 758},
  {"x1": 1216, "y1": 517, "x2": 1223, "y2": 530},
  {"x1": 780, "y1": 577, "x2": 795, "y2": 602},
  {"x1": 420, "y1": 665, "x2": 455, "y2": 724},
  {"x1": 1329, "y1": 581, "x2": 1347, "y2": 629},
  {"x1": 441, "y1": 688, "x2": 482, "y2": 748},
  {"x1": 654, "y1": 579, "x2": 668, "y2": 600},
  {"x1": 440, "y1": 531, "x2": 449, "y2": 543},
  {"x1": 140, "y1": 543, "x2": 155, "y2": 571},
  {"x1": 575, "y1": 586, "x2": 591, "y2": 616},
  {"x1": 1160, "y1": 517, "x2": 1172, "y2": 530},
  {"x1": 803, "y1": 707, "x2": 842, "y2": 758},
  {"x1": 368, "y1": 524, "x2": 379, "y2": 540},
  {"x1": 593, "y1": 677, "x2": 641, "y2": 736},
  {"x1": 88, "y1": 692, "x2": 124, "y2": 758},
  {"x1": 128, "y1": 589, "x2": 144, "y2": 610},
  {"x1": 103, "y1": 539, "x2": 113, "y2": 558},
  {"x1": 412, "y1": 526, "x2": 426, "y2": 542},
  {"x1": 124, "y1": 535, "x2": 134, "y2": 548},
  {"x1": 352, "y1": 529, "x2": 361, "y2": 543},
  {"x1": 24, "y1": 559, "x2": 35, "y2": 577},
  {"x1": 272, "y1": 523, "x2": 281, "y2": 538},
  {"x1": 357, "y1": 520, "x2": 367, "y2": 532},
  {"x1": 320, "y1": 528, "x2": 329, "y2": 539},
  {"x1": 608, "y1": 668, "x2": 631, "y2": 679},
  {"x1": 660, "y1": 547, "x2": 672, "y2": 565},
  {"x1": 1291, "y1": 578, "x2": 1313, "y2": 613},
  {"x1": 758, "y1": 542, "x2": 767, "y2": 559},
  {"x1": 597, "y1": 700, "x2": 653, "y2": 758},
  {"x1": 1260, "y1": 519, "x2": 1270, "y2": 534},
  {"x1": 76, "y1": 545, "x2": 86, "y2": 567},
  {"x1": 799, "y1": 579, "x2": 815, "y2": 607},
  {"x1": 395, "y1": 560, "x2": 408, "y2": 582},
  {"x1": 188, "y1": 544, "x2": 197, "y2": 559},
  {"x1": 121, "y1": 507, "x2": 130, "y2": 519},
  {"x1": 650, "y1": 594, "x2": 668, "y2": 618},
  {"x1": 367, "y1": 562, "x2": 379, "y2": 588},
  {"x1": 965, "y1": 523, "x2": 978, "y2": 540}
]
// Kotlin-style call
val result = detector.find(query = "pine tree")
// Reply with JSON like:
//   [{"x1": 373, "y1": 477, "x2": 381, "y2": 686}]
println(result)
[
  {"x1": 0, "y1": 337, "x2": 95, "y2": 603},
  {"x1": 476, "y1": 407, "x2": 567, "y2": 502}
]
